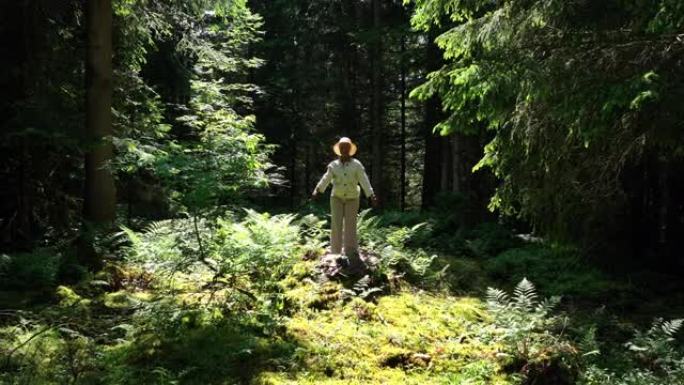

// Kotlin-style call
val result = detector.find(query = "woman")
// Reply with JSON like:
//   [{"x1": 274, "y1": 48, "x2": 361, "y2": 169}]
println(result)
[{"x1": 311, "y1": 137, "x2": 378, "y2": 262}]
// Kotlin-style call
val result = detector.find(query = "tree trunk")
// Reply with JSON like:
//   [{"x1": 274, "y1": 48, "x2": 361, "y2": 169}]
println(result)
[
  {"x1": 15, "y1": 0, "x2": 40, "y2": 247},
  {"x1": 290, "y1": 35, "x2": 301, "y2": 208},
  {"x1": 421, "y1": 32, "x2": 444, "y2": 209},
  {"x1": 400, "y1": 35, "x2": 407, "y2": 210},
  {"x1": 339, "y1": 1, "x2": 360, "y2": 138},
  {"x1": 81, "y1": 0, "x2": 115, "y2": 268},
  {"x1": 440, "y1": 136, "x2": 451, "y2": 191},
  {"x1": 656, "y1": 155, "x2": 670, "y2": 264},
  {"x1": 354, "y1": 0, "x2": 363, "y2": 135},
  {"x1": 370, "y1": 0, "x2": 384, "y2": 204},
  {"x1": 304, "y1": 138, "x2": 311, "y2": 200},
  {"x1": 84, "y1": 0, "x2": 115, "y2": 223},
  {"x1": 451, "y1": 133, "x2": 461, "y2": 194},
  {"x1": 289, "y1": 128, "x2": 297, "y2": 209}
]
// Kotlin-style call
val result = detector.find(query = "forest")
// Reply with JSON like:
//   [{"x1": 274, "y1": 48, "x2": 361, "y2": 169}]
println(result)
[{"x1": 1, "y1": 0, "x2": 684, "y2": 384}]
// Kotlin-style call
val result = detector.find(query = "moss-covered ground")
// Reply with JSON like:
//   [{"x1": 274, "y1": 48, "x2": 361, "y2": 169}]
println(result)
[
  {"x1": 255, "y1": 260, "x2": 511, "y2": 385},
  {"x1": 2, "y1": 215, "x2": 684, "y2": 385},
  {"x1": 0, "y1": 256, "x2": 519, "y2": 385}
]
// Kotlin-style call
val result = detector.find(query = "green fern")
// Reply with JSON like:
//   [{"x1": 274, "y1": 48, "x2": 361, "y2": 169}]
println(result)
[
  {"x1": 142, "y1": 219, "x2": 176, "y2": 237},
  {"x1": 582, "y1": 317, "x2": 684, "y2": 385},
  {"x1": 119, "y1": 226, "x2": 141, "y2": 248},
  {"x1": 626, "y1": 317, "x2": 684, "y2": 359},
  {"x1": 341, "y1": 275, "x2": 383, "y2": 300},
  {"x1": 513, "y1": 277, "x2": 538, "y2": 312},
  {"x1": 0, "y1": 254, "x2": 10, "y2": 278},
  {"x1": 481, "y1": 278, "x2": 571, "y2": 370},
  {"x1": 486, "y1": 287, "x2": 510, "y2": 309},
  {"x1": 659, "y1": 319, "x2": 683, "y2": 338}
]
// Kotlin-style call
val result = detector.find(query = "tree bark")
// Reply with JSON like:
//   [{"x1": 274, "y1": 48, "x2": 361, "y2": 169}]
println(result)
[
  {"x1": 82, "y1": 0, "x2": 115, "y2": 268},
  {"x1": 421, "y1": 32, "x2": 444, "y2": 209},
  {"x1": 370, "y1": 0, "x2": 384, "y2": 204},
  {"x1": 17, "y1": 0, "x2": 37, "y2": 246},
  {"x1": 354, "y1": 0, "x2": 363, "y2": 135},
  {"x1": 400, "y1": 35, "x2": 407, "y2": 210},
  {"x1": 289, "y1": 129, "x2": 297, "y2": 209},
  {"x1": 339, "y1": 1, "x2": 360, "y2": 138},
  {"x1": 657, "y1": 155, "x2": 669, "y2": 263},
  {"x1": 451, "y1": 133, "x2": 461, "y2": 194},
  {"x1": 304, "y1": 138, "x2": 311, "y2": 200},
  {"x1": 440, "y1": 136, "x2": 451, "y2": 191}
]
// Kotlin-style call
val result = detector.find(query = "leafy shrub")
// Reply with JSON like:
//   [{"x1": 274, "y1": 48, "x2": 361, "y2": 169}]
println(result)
[
  {"x1": 376, "y1": 245, "x2": 437, "y2": 283},
  {"x1": 366, "y1": 210, "x2": 520, "y2": 257},
  {"x1": 486, "y1": 245, "x2": 629, "y2": 300},
  {"x1": 123, "y1": 209, "x2": 301, "y2": 277},
  {"x1": 376, "y1": 205, "x2": 465, "y2": 253},
  {"x1": 100, "y1": 298, "x2": 297, "y2": 385},
  {"x1": 0, "y1": 248, "x2": 61, "y2": 289},
  {"x1": 0, "y1": 320, "x2": 99, "y2": 385},
  {"x1": 426, "y1": 191, "x2": 468, "y2": 229},
  {"x1": 0, "y1": 253, "x2": 9, "y2": 280},
  {"x1": 296, "y1": 213, "x2": 328, "y2": 258},
  {"x1": 482, "y1": 278, "x2": 580, "y2": 384},
  {"x1": 121, "y1": 208, "x2": 305, "y2": 325},
  {"x1": 465, "y1": 222, "x2": 523, "y2": 258},
  {"x1": 357, "y1": 208, "x2": 428, "y2": 250},
  {"x1": 580, "y1": 318, "x2": 684, "y2": 385},
  {"x1": 444, "y1": 360, "x2": 506, "y2": 385},
  {"x1": 435, "y1": 256, "x2": 487, "y2": 294},
  {"x1": 356, "y1": 208, "x2": 387, "y2": 247},
  {"x1": 356, "y1": 209, "x2": 439, "y2": 286},
  {"x1": 121, "y1": 218, "x2": 201, "y2": 272},
  {"x1": 373, "y1": 209, "x2": 427, "y2": 228},
  {"x1": 211, "y1": 209, "x2": 301, "y2": 289}
]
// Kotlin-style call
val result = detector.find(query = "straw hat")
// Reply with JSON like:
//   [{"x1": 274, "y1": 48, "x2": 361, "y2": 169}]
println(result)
[{"x1": 333, "y1": 137, "x2": 357, "y2": 156}]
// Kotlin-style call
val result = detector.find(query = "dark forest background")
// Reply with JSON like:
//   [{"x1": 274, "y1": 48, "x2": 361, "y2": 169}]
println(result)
[{"x1": 2, "y1": 0, "x2": 683, "y2": 272}]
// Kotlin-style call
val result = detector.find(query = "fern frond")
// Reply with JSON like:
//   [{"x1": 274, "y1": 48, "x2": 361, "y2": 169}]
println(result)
[
  {"x1": 357, "y1": 208, "x2": 373, "y2": 221},
  {"x1": 359, "y1": 287, "x2": 383, "y2": 299},
  {"x1": 535, "y1": 296, "x2": 560, "y2": 314},
  {"x1": 120, "y1": 226, "x2": 142, "y2": 246},
  {"x1": 486, "y1": 287, "x2": 510, "y2": 307},
  {"x1": 410, "y1": 222, "x2": 428, "y2": 232},
  {"x1": 648, "y1": 317, "x2": 666, "y2": 335},
  {"x1": 514, "y1": 278, "x2": 537, "y2": 300},
  {"x1": 353, "y1": 275, "x2": 372, "y2": 292},
  {"x1": 109, "y1": 229, "x2": 133, "y2": 249},
  {"x1": 144, "y1": 220, "x2": 173, "y2": 236},
  {"x1": 661, "y1": 319, "x2": 684, "y2": 337},
  {"x1": 357, "y1": 209, "x2": 381, "y2": 230},
  {"x1": 513, "y1": 278, "x2": 537, "y2": 311}
]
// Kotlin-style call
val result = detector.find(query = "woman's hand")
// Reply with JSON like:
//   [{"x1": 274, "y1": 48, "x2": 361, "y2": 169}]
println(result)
[
  {"x1": 370, "y1": 194, "x2": 379, "y2": 207},
  {"x1": 311, "y1": 190, "x2": 319, "y2": 201}
]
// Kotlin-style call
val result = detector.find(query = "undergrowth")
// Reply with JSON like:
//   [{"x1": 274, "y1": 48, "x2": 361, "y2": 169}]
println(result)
[{"x1": 0, "y1": 208, "x2": 682, "y2": 385}]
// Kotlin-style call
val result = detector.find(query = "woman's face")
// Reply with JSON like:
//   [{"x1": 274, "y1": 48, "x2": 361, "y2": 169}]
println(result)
[{"x1": 338, "y1": 142, "x2": 351, "y2": 156}]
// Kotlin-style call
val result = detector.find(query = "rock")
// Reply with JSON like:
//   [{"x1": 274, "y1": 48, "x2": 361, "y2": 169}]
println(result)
[
  {"x1": 316, "y1": 253, "x2": 346, "y2": 277},
  {"x1": 313, "y1": 248, "x2": 381, "y2": 279},
  {"x1": 408, "y1": 353, "x2": 432, "y2": 367},
  {"x1": 358, "y1": 249, "x2": 380, "y2": 270}
]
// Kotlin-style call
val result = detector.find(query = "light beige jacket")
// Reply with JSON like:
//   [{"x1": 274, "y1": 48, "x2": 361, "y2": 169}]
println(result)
[{"x1": 313, "y1": 158, "x2": 374, "y2": 199}]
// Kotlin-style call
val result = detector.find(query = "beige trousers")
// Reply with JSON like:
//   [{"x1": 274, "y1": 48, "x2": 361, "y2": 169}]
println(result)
[{"x1": 330, "y1": 195, "x2": 360, "y2": 256}]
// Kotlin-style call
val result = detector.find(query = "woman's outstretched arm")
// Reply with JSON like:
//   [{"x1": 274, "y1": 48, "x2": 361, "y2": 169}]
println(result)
[
  {"x1": 356, "y1": 161, "x2": 374, "y2": 198},
  {"x1": 313, "y1": 162, "x2": 334, "y2": 195}
]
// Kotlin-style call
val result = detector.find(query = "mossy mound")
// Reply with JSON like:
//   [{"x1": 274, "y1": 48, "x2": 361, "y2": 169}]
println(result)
[{"x1": 258, "y1": 261, "x2": 514, "y2": 384}]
